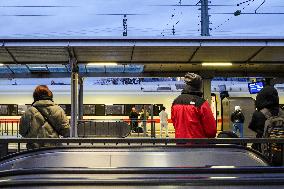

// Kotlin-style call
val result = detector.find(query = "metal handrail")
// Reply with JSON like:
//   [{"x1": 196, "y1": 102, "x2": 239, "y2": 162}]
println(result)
[
  {"x1": 2, "y1": 166, "x2": 284, "y2": 176},
  {"x1": 0, "y1": 138, "x2": 284, "y2": 144}
]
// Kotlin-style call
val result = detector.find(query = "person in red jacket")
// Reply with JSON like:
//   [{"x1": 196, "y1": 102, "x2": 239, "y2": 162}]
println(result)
[{"x1": 171, "y1": 73, "x2": 216, "y2": 138}]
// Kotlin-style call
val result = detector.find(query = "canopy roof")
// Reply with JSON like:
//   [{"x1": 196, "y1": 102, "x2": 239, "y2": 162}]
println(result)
[{"x1": 0, "y1": 37, "x2": 284, "y2": 78}]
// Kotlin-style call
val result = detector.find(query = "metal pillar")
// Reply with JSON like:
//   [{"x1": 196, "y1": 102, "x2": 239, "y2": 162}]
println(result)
[
  {"x1": 70, "y1": 58, "x2": 79, "y2": 137},
  {"x1": 203, "y1": 79, "x2": 211, "y2": 105},
  {"x1": 200, "y1": 0, "x2": 210, "y2": 36},
  {"x1": 78, "y1": 77, "x2": 84, "y2": 120},
  {"x1": 150, "y1": 104, "x2": 155, "y2": 138}
]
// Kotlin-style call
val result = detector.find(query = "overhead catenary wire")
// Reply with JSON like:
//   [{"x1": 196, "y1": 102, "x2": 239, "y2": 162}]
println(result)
[
  {"x1": 213, "y1": 0, "x2": 256, "y2": 31},
  {"x1": 0, "y1": 0, "x2": 283, "y2": 37}
]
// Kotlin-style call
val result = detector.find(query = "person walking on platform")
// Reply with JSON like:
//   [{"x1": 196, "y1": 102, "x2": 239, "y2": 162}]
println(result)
[
  {"x1": 129, "y1": 107, "x2": 139, "y2": 132},
  {"x1": 231, "y1": 106, "x2": 245, "y2": 137},
  {"x1": 159, "y1": 106, "x2": 169, "y2": 138},
  {"x1": 171, "y1": 73, "x2": 216, "y2": 139},
  {"x1": 19, "y1": 85, "x2": 70, "y2": 149},
  {"x1": 140, "y1": 107, "x2": 149, "y2": 137}
]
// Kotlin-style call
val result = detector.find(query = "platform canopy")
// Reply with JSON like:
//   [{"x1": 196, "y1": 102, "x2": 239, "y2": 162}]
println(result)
[{"x1": 0, "y1": 37, "x2": 284, "y2": 78}]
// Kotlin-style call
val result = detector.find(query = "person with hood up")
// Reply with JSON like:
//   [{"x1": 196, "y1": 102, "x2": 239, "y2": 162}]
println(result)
[
  {"x1": 248, "y1": 86, "x2": 283, "y2": 151},
  {"x1": 171, "y1": 73, "x2": 216, "y2": 138},
  {"x1": 19, "y1": 85, "x2": 70, "y2": 149}
]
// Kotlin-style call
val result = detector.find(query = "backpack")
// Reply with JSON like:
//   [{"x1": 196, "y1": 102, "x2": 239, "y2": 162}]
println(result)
[{"x1": 261, "y1": 108, "x2": 284, "y2": 165}]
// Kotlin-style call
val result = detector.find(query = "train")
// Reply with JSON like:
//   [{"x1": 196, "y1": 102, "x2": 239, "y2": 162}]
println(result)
[{"x1": 1, "y1": 80, "x2": 284, "y2": 135}]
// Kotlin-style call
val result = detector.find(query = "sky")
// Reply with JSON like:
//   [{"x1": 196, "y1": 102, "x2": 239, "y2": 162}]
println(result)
[{"x1": 0, "y1": 0, "x2": 283, "y2": 38}]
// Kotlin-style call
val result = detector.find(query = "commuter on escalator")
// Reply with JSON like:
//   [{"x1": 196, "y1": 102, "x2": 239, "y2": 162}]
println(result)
[
  {"x1": 19, "y1": 85, "x2": 70, "y2": 149},
  {"x1": 248, "y1": 86, "x2": 283, "y2": 152},
  {"x1": 171, "y1": 73, "x2": 216, "y2": 139},
  {"x1": 231, "y1": 106, "x2": 245, "y2": 137}
]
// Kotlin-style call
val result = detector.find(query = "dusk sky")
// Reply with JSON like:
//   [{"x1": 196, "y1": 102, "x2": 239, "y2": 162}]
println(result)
[{"x1": 0, "y1": 0, "x2": 283, "y2": 38}]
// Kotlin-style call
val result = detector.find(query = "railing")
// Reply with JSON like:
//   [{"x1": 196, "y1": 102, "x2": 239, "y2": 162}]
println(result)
[
  {"x1": 0, "y1": 119, "x2": 19, "y2": 137},
  {"x1": 0, "y1": 119, "x2": 158, "y2": 138},
  {"x1": 78, "y1": 119, "x2": 131, "y2": 138},
  {"x1": 77, "y1": 119, "x2": 157, "y2": 137}
]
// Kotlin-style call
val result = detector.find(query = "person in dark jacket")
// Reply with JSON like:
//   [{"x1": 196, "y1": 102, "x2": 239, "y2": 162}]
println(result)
[
  {"x1": 129, "y1": 107, "x2": 139, "y2": 132},
  {"x1": 248, "y1": 86, "x2": 280, "y2": 152},
  {"x1": 19, "y1": 85, "x2": 70, "y2": 149},
  {"x1": 139, "y1": 107, "x2": 149, "y2": 136},
  {"x1": 231, "y1": 106, "x2": 245, "y2": 137},
  {"x1": 171, "y1": 73, "x2": 216, "y2": 139}
]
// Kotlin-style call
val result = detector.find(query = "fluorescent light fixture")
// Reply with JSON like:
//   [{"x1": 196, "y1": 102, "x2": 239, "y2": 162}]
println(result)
[
  {"x1": 30, "y1": 66, "x2": 47, "y2": 69},
  {"x1": 210, "y1": 177, "x2": 237, "y2": 179},
  {"x1": 202, "y1": 62, "x2": 232, "y2": 66},
  {"x1": 87, "y1": 62, "x2": 117, "y2": 66},
  {"x1": 211, "y1": 166, "x2": 235, "y2": 168}
]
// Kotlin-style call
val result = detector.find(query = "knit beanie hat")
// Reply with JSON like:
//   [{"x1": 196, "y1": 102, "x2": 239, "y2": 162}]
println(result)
[{"x1": 184, "y1": 72, "x2": 202, "y2": 92}]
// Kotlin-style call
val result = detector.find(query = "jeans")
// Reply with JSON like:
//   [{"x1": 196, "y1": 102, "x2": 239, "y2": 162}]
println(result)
[
  {"x1": 233, "y1": 122, "x2": 244, "y2": 138},
  {"x1": 141, "y1": 120, "x2": 147, "y2": 137}
]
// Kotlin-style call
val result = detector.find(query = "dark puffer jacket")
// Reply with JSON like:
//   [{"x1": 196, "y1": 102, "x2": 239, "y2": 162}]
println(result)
[
  {"x1": 19, "y1": 100, "x2": 70, "y2": 149},
  {"x1": 248, "y1": 110, "x2": 266, "y2": 136},
  {"x1": 255, "y1": 86, "x2": 279, "y2": 115},
  {"x1": 171, "y1": 86, "x2": 216, "y2": 138},
  {"x1": 231, "y1": 110, "x2": 245, "y2": 123},
  {"x1": 249, "y1": 86, "x2": 280, "y2": 137}
]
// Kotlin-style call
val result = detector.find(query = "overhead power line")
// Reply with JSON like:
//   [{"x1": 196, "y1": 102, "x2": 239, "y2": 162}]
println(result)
[
  {"x1": 212, "y1": 12, "x2": 284, "y2": 15},
  {"x1": 0, "y1": 5, "x2": 75, "y2": 8},
  {"x1": 152, "y1": 4, "x2": 234, "y2": 7}
]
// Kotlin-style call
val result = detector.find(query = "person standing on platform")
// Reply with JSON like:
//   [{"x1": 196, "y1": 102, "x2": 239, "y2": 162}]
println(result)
[
  {"x1": 171, "y1": 73, "x2": 216, "y2": 139},
  {"x1": 140, "y1": 107, "x2": 149, "y2": 136},
  {"x1": 230, "y1": 106, "x2": 245, "y2": 137},
  {"x1": 129, "y1": 107, "x2": 139, "y2": 132},
  {"x1": 159, "y1": 106, "x2": 169, "y2": 138},
  {"x1": 19, "y1": 85, "x2": 70, "y2": 149}
]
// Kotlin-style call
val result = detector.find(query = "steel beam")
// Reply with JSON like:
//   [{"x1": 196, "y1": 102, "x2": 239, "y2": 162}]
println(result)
[
  {"x1": 78, "y1": 76, "x2": 84, "y2": 120},
  {"x1": 70, "y1": 57, "x2": 79, "y2": 138}
]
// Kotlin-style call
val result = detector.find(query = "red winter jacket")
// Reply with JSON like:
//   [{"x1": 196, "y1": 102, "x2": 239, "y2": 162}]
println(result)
[{"x1": 171, "y1": 93, "x2": 216, "y2": 138}]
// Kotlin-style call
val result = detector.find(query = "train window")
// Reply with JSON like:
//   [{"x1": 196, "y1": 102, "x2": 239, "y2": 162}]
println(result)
[
  {"x1": 124, "y1": 104, "x2": 133, "y2": 116},
  {"x1": 105, "y1": 105, "x2": 124, "y2": 116},
  {"x1": 83, "y1": 104, "x2": 96, "y2": 116},
  {"x1": 125, "y1": 104, "x2": 162, "y2": 116},
  {"x1": 58, "y1": 104, "x2": 71, "y2": 116},
  {"x1": 58, "y1": 104, "x2": 67, "y2": 112},
  {"x1": 95, "y1": 104, "x2": 105, "y2": 116},
  {"x1": 8, "y1": 105, "x2": 18, "y2": 116},
  {"x1": 135, "y1": 104, "x2": 151, "y2": 113},
  {"x1": 153, "y1": 104, "x2": 163, "y2": 116},
  {"x1": 0, "y1": 105, "x2": 8, "y2": 115},
  {"x1": 18, "y1": 105, "x2": 28, "y2": 115}
]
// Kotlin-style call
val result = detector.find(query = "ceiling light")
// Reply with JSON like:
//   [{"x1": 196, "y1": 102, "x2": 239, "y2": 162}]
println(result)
[
  {"x1": 87, "y1": 62, "x2": 117, "y2": 66},
  {"x1": 202, "y1": 62, "x2": 232, "y2": 66},
  {"x1": 0, "y1": 63, "x2": 4, "y2": 66}
]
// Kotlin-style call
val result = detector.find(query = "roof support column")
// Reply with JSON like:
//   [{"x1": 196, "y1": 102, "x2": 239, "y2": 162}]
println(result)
[
  {"x1": 70, "y1": 57, "x2": 79, "y2": 137},
  {"x1": 203, "y1": 78, "x2": 211, "y2": 105},
  {"x1": 200, "y1": 0, "x2": 210, "y2": 36},
  {"x1": 78, "y1": 77, "x2": 84, "y2": 120}
]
